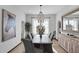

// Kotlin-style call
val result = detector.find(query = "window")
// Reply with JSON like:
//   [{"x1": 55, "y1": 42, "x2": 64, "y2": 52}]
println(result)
[{"x1": 32, "y1": 17, "x2": 49, "y2": 35}]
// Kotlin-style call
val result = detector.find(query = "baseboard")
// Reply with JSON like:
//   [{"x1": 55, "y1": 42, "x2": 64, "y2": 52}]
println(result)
[{"x1": 8, "y1": 42, "x2": 22, "y2": 53}]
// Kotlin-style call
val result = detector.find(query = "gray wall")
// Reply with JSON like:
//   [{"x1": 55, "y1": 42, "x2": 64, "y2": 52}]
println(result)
[{"x1": 26, "y1": 14, "x2": 56, "y2": 34}]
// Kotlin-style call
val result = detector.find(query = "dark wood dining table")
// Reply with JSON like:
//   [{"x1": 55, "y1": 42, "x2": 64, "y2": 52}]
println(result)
[{"x1": 32, "y1": 35, "x2": 53, "y2": 53}]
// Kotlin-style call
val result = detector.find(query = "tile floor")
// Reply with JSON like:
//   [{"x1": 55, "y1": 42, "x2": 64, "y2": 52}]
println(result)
[
  {"x1": 52, "y1": 39, "x2": 67, "y2": 53},
  {"x1": 9, "y1": 39, "x2": 67, "y2": 53}
]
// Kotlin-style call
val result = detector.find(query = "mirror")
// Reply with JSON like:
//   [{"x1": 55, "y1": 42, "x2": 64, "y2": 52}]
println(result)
[{"x1": 62, "y1": 8, "x2": 79, "y2": 32}]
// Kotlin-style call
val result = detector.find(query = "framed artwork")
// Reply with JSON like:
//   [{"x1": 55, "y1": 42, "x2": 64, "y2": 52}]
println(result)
[
  {"x1": 2, "y1": 9, "x2": 16, "y2": 42},
  {"x1": 58, "y1": 21, "x2": 61, "y2": 33},
  {"x1": 58, "y1": 21, "x2": 61, "y2": 28}
]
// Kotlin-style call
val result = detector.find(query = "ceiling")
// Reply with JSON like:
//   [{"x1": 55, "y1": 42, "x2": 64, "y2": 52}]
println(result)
[{"x1": 17, "y1": 5, "x2": 70, "y2": 14}]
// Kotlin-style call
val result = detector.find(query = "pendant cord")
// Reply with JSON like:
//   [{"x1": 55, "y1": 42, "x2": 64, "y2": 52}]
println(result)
[{"x1": 40, "y1": 5, "x2": 42, "y2": 12}]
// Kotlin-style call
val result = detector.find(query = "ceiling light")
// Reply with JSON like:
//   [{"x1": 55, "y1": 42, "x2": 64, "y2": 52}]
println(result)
[{"x1": 37, "y1": 5, "x2": 44, "y2": 24}]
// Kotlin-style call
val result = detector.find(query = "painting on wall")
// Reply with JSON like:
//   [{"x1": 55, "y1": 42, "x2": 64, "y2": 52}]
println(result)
[
  {"x1": 2, "y1": 9, "x2": 16, "y2": 42},
  {"x1": 58, "y1": 21, "x2": 61, "y2": 33}
]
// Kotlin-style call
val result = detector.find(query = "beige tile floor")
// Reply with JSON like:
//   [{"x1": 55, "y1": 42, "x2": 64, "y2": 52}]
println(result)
[
  {"x1": 52, "y1": 39, "x2": 67, "y2": 53},
  {"x1": 9, "y1": 39, "x2": 67, "y2": 53},
  {"x1": 9, "y1": 42, "x2": 25, "y2": 53}
]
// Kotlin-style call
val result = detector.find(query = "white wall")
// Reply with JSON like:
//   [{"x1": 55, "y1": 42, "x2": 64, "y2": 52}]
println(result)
[
  {"x1": 1, "y1": 5, "x2": 78, "y2": 52},
  {"x1": 26, "y1": 14, "x2": 56, "y2": 34},
  {"x1": 0, "y1": 5, "x2": 25, "y2": 53},
  {"x1": 56, "y1": 5, "x2": 79, "y2": 39}
]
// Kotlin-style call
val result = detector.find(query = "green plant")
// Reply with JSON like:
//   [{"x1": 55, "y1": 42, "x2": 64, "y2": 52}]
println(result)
[
  {"x1": 25, "y1": 22, "x2": 31, "y2": 39},
  {"x1": 25, "y1": 22, "x2": 31, "y2": 32},
  {"x1": 36, "y1": 25, "x2": 45, "y2": 35}
]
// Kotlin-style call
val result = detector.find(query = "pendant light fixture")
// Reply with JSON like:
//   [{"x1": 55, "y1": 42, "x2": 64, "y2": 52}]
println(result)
[{"x1": 37, "y1": 5, "x2": 44, "y2": 24}]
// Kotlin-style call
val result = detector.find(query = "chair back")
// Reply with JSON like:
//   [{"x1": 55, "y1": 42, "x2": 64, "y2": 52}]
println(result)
[
  {"x1": 49, "y1": 33, "x2": 51, "y2": 38},
  {"x1": 21, "y1": 39, "x2": 35, "y2": 53},
  {"x1": 31, "y1": 33, "x2": 34, "y2": 39},
  {"x1": 50, "y1": 31, "x2": 56, "y2": 41}
]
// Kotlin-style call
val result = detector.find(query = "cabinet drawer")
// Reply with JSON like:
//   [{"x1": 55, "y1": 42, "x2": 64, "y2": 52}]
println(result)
[
  {"x1": 68, "y1": 39, "x2": 73, "y2": 53},
  {"x1": 58, "y1": 34, "x2": 79, "y2": 53},
  {"x1": 73, "y1": 40, "x2": 79, "y2": 53}
]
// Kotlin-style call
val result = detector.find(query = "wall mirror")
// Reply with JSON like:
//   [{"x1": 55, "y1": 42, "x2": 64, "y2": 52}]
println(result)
[{"x1": 62, "y1": 8, "x2": 79, "y2": 33}]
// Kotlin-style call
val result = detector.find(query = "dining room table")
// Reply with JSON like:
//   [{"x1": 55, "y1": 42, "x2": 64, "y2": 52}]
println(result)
[{"x1": 32, "y1": 34, "x2": 53, "y2": 53}]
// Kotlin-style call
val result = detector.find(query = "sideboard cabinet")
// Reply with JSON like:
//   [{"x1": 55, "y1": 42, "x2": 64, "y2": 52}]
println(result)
[{"x1": 58, "y1": 34, "x2": 79, "y2": 53}]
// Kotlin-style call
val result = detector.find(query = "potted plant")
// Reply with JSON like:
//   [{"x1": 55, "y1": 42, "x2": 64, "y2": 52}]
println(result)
[
  {"x1": 36, "y1": 25, "x2": 45, "y2": 39},
  {"x1": 25, "y1": 22, "x2": 31, "y2": 39}
]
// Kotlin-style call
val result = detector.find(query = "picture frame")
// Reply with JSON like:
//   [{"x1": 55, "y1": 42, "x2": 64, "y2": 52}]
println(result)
[{"x1": 2, "y1": 9, "x2": 16, "y2": 42}]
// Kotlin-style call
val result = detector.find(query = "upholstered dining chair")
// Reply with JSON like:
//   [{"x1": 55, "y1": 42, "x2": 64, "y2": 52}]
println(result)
[
  {"x1": 43, "y1": 44, "x2": 53, "y2": 53},
  {"x1": 49, "y1": 32, "x2": 52, "y2": 38},
  {"x1": 21, "y1": 38, "x2": 43, "y2": 53},
  {"x1": 30, "y1": 33, "x2": 34, "y2": 39},
  {"x1": 50, "y1": 31, "x2": 56, "y2": 41}
]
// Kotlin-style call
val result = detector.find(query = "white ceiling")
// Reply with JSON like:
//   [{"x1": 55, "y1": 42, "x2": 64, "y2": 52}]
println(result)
[{"x1": 17, "y1": 5, "x2": 68, "y2": 14}]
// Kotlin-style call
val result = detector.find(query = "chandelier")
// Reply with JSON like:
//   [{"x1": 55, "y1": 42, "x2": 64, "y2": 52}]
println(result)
[{"x1": 37, "y1": 5, "x2": 44, "y2": 24}]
